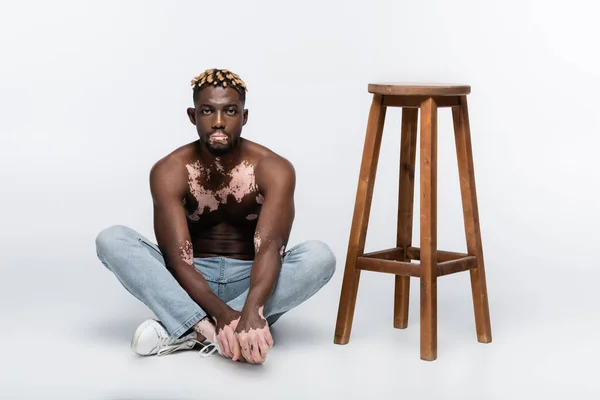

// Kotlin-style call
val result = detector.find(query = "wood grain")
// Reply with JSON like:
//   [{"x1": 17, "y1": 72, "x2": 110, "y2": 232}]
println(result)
[
  {"x1": 363, "y1": 247, "x2": 404, "y2": 260},
  {"x1": 357, "y1": 257, "x2": 421, "y2": 277},
  {"x1": 452, "y1": 96, "x2": 492, "y2": 344},
  {"x1": 394, "y1": 108, "x2": 418, "y2": 329},
  {"x1": 334, "y1": 94, "x2": 387, "y2": 345},
  {"x1": 383, "y1": 95, "x2": 460, "y2": 108},
  {"x1": 406, "y1": 247, "x2": 468, "y2": 262},
  {"x1": 369, "y1": 83, "x2": 470, "y2": 96},
  {"x1": 419, "y1": 97, "x2": 438, "y2": 361},
  {"x1": 437, "y1": 256, "x2": 477, "y2": 276}
]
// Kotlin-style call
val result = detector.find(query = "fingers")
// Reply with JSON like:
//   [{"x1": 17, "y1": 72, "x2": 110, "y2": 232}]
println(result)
[
  {"x1": 215, "y1": 318, "x2": 246, "y2": 361},
  {"x1": 238, "y1": 334, "x2": 252, "y2": 363},
  {"x1": 226, "y1": 319, "x2": 240, "y2": 360},
  {"x1": 231, "y1": 334, "x2": 242, "y2": 361},
  {"x1": 217, "y1": 331, "x2": 231, "y2": 358},
  {"x1": 250, "y1": 338, "x2": 262, "y2": 364},
  {"x1": 228, "y1": 333, "x2": 238, "y2": 358},
  {"x1": 258, "y1": 335, "x2": 269, "y2": 362},
  {"x1": 240, "y1": 333, "x2": 260, "y2": 364},
  {"x1": 265, "y1": 326, "x2": 274, "y2": 348},
  {"x1": 237, "y1": 330, "x2": 271, "y2": 364}
]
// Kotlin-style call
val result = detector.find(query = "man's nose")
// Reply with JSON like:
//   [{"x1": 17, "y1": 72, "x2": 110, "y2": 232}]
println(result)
[{"x1": 212, "y1": 111, "x2": 225, "y2": 129}]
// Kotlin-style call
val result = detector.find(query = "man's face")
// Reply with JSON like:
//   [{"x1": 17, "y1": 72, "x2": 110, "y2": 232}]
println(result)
[{"x1": 187, "y1": 85, "x2": 248, "y2": 155}]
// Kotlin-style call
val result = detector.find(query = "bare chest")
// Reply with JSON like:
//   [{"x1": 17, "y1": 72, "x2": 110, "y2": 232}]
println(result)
[{"x1": 183, "y1": 160, "x2": 264, "y2": 223}]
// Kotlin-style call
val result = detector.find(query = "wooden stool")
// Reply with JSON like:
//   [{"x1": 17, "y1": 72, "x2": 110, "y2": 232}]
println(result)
[{"x1": 334, "y1": 83, "x2": 492, "y2": 361}]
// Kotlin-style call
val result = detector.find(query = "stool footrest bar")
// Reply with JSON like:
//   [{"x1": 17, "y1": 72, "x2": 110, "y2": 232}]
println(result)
[
  {"x1": 437, "y1": 256, "x2": 477, "y2": 276},
  {"x1": 356, "y1": 257, "x2": 421, "y2": 277},
  {"x1": 358, "y1": 249, "x2": 478, "y2": 277}
]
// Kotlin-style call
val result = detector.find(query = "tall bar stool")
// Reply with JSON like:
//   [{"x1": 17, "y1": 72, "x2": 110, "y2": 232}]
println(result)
[{"x1": 334, "y1": 83, "x2": 492, "y2": 361}]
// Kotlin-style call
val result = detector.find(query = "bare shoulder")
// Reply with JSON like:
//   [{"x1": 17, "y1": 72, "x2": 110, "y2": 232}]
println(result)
[
  {"x1": 246, "y1": 141, "x2": 295, "y2": 193},
  {"x1": 255, "y1": 154, "x2": 295, "y2": 179},
  {"x1": 149, "y1": 142, "x2": 197, "y2": 199},
  {"x1": 243, "y1": 139, "x2": 295, "y2": 173},
  {"x1": 151, "y1": 141, "x2": 197, "y2": 172}
]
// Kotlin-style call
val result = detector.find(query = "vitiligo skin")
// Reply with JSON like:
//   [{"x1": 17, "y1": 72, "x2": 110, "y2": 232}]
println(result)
[
  {"x1": 185, "y1": 160, "x2": 259, "y2": 220},
  {"x1": 194, "y1": 318, "x2": 216, "y2": 342},
  {"x1": 254, "y1": 231, "x2": 262, "y2": 253},
  {"x1": 179, "y1": 240, "x2": 193, "y2": 265},
  {"x1": 238, "y1": 306, "x2": 270, "y2": 361}
]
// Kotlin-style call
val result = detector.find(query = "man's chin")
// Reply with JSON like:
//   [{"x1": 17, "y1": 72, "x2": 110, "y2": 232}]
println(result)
[{"x1": 206, "y1": 143, "x2": 232, "y2": 156}]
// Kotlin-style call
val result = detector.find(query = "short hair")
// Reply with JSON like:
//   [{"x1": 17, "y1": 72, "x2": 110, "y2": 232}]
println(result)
[{"x1": 190, "y1": 68, "x2": 247, "y2": 104}]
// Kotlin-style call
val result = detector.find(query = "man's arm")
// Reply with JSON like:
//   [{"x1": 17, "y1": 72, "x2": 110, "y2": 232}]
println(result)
[
  {"x1": 234, "y1": 155, "x2": 295, "y2": 363},
  {"x1": 244, "y1": 155, "x2": 295, "y2": 314},
  {"x1": 149, "y1": 158, "x2": 232, "y2": 320}
]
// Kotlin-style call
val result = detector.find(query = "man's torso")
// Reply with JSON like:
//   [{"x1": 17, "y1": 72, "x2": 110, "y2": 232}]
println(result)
[{"x1": 166, "y1": 139, "x2": 274, "y2": 260}]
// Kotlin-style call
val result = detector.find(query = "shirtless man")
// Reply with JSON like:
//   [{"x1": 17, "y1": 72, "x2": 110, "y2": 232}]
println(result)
[{"x1": 95, "y1": 69, "x2": 336, "y2": 364}]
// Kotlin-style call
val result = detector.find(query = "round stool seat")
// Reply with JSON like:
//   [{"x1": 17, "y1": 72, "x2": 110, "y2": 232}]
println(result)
[{"x1": 368, "y1": 83, "x2": 471, "y2": 96}]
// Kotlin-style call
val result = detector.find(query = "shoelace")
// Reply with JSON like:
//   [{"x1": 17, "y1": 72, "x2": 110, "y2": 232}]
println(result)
[
  {"x1": 157, "y1": 339, "x2": 219, "y2": 358},
  {"x1": 156, "y1": 334, "x2": 200, "y2": 357},
  {"x1": 154, "y1": 330, "x2": 220, "y2": 358},
  {"x1": 198, "y1": 342, "x2": 219, "y2": 358},
  {"x1": 198, "y1": 333, "x2": 221, "y2": 358}
]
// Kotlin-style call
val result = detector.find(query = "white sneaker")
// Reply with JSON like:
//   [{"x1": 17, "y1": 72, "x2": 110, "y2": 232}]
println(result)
[{"x1": 131, "y1": 319, "x2": 200, "y2": 356}]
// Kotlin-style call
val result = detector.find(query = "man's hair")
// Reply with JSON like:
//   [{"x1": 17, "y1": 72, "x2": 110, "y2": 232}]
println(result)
[{"x1": 191, "y1": 68, "x2": 247, "y2": 103}]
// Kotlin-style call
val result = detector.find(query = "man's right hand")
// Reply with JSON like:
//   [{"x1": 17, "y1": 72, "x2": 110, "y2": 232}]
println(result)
[{"x1": 212, "y1": 309, "x2": 242, "y2": 360}]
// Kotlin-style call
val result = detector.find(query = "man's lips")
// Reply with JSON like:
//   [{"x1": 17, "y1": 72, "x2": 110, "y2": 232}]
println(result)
[{"x1": 209, "y1": 132, "x2": 229, "y2": 145}]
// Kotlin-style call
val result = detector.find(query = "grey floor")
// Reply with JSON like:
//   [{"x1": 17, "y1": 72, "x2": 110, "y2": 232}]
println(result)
[{"x1": 2, "y1": 250, "x2": 598, "y2": 400}]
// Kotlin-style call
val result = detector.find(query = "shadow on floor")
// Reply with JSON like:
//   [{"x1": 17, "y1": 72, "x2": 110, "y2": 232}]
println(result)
[{"x1": 81, "y1": 311, "x2": 154, "y2": 344}]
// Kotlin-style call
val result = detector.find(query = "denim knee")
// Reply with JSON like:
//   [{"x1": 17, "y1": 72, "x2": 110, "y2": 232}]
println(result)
[
  {"x1": 297, "y1": 240, "x2": 337, "y2": 283},
  {"x1": 95, "y1": 224, "x2": 134, "y2": 261}
]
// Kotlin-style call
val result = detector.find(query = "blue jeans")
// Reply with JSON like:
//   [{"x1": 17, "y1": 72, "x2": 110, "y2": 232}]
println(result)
[{"x1": 95, "y1": 225, "x2": 336, "y2": 339}]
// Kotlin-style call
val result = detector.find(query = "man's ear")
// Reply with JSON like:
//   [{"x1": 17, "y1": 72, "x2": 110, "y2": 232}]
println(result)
[
  {"x1": 243, "y1": 109, "x2": 249, "y2": 126},
  {"x1": 186, "y1": 107, "x2": 196, "y2": 125}
]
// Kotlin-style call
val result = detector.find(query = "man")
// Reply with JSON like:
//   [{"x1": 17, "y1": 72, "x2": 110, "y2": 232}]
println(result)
[{"x1": 95, "y1": 68, "x2": 336, "y2": 364}]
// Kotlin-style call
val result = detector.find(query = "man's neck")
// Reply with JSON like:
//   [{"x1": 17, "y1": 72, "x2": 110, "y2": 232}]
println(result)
[{"x1": 196, "y1": 139, "x2": 244, "y2": 173}]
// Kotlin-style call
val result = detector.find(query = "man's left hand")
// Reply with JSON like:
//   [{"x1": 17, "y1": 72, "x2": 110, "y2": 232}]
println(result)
[{"x1": 234, "y1": 306, "x2": 274, "y2": 364}]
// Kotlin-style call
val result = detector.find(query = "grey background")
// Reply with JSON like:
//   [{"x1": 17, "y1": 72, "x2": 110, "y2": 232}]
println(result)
[{"x1": 1, "y1": 0, "x2": 599, "y2": 398}]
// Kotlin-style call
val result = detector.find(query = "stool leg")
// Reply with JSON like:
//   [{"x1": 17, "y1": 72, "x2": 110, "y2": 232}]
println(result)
[
  {"x1": 452, "y1": 96, "x2": 492, "y2": 344},
  {"x1": 394, "y1": 107, "x2": 418, "y2": 329},
  {"x1": 419, "y1": 98, "x2": 438, "y2": 361},
  {"x1": 334, "y1": 94, "x2": 387, "y2": 344}
]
